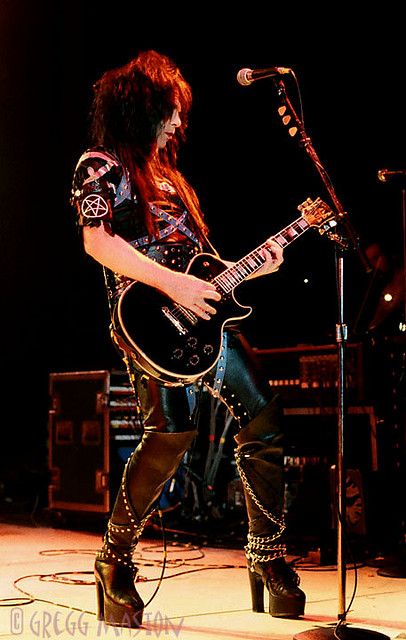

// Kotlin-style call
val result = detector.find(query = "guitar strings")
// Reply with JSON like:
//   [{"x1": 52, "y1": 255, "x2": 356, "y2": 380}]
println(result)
[{"x1": 169, "y1": 216, "x2": 311, "y2": 323}]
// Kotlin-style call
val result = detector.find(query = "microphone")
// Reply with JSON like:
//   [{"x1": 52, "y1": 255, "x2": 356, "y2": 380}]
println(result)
[
  {"x1": 377, "y1": 168, "x2": 406, "y2": 182},
  {"x1": 237, "y1": 66, "x2": 292, "y2": 86}
]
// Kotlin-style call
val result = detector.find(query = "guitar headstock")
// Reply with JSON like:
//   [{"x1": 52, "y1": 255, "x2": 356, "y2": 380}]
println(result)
[{"x1": 298, "y1": 197, "x2": 336, "y2": 229}]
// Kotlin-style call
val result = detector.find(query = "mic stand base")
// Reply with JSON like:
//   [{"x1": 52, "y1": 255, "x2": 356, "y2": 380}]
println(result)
[{"x1": 294, "y1": 625, "x2": 390, "y2": 640}]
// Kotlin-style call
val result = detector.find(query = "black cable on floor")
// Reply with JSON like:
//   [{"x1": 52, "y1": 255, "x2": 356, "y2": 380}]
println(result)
[
  {"x1": 142, "y1": 509, "x2": 167, "y2": 608},
  {"x1": 0, "y1": 508, "x2": 247, "y2": 617}
]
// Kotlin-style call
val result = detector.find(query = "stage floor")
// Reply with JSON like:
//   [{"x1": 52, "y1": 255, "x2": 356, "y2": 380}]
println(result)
[{"x1": 0, "y1": 523, "x2": 405, "y2": 640}]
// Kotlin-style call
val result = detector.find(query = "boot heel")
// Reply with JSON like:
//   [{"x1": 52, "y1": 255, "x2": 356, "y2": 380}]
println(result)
[
  {"x1": 248, "y1": 568, "x2": 265, "y2": 612},
  {"x1": 94, "y1": 561, "x2": 144, "y2": 628},
  {"x1": 95, "y1": 576, "x2": 105, "y2": 621}
]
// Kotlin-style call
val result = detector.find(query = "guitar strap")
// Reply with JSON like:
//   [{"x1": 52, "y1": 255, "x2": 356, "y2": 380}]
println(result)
[
  {"x1": 185, "y1": 332, "x2": 228, "y2": 415},
  {"x1": 211, "y1": 332, "x2": 228, "y2": 398},
  {"x1": 186, "y1": 384, "x2": 197, "y2": 416}
]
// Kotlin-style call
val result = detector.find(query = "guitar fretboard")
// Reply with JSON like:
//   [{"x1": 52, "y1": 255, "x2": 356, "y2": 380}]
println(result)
[{"x1": 214, "y1": 216, "x2": 310, "y2": 293}]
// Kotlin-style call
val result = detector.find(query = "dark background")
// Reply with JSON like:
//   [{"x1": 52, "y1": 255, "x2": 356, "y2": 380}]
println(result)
[{"x1": 1, "y1": 3, "x2": 405, "y2": 511}]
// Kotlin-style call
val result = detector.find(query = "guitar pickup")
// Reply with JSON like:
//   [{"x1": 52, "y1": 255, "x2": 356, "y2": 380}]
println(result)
[{"x1": 162, "y1": 306, "x2": 188, "y2": 335}]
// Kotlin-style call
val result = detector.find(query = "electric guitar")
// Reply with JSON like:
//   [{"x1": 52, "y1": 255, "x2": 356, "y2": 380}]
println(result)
[{"x1": 112, "y1": 197, "x2": 336, "y2": 384}]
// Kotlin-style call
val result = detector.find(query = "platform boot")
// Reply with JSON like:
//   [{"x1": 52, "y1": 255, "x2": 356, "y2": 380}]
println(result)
[
  {"x1": 234, "y1": 400, "x2": 305, "y2": 618},
  {"x1": 94, "y1": 429, "x2": 196, "y2": 627}
]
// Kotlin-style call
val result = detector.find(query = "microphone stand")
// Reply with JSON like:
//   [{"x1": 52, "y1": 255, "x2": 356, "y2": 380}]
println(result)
[{"x1": 273, "y1": 78, "x2": 389, "y2": 640}]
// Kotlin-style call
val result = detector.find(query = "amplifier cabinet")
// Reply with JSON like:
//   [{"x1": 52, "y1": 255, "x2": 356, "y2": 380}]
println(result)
[
  {"x1": 282, "y1": 405, "x2": 378, "y2": 472},
  {"x1": 254, "y1": 343, "x2": 365, "y2": 406},
  {"x1": 48, "y1": 370, "x2": 141, "y2": 516}
]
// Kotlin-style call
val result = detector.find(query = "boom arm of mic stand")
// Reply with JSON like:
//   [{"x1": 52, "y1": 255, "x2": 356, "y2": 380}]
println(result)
[{"x1": 274, "y1": 78, "x2": 371, "y2": 274}]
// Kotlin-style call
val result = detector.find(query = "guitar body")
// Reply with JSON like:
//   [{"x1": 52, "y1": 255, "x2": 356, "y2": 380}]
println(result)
[
  {"x1": 113, "y1": 253, "x2": 252, "y2": 384},
  {"x1": 111, "y1": 197, "x2": 335, "y2": 384}
]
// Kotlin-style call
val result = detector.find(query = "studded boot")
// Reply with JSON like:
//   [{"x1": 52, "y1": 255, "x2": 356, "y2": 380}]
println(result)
[
  {"x1": 94, "y1": 429, "x2": 197, "y2": 628},
  {"x1": 234, "y1": 400, "x2": 305, "y2": 618}
]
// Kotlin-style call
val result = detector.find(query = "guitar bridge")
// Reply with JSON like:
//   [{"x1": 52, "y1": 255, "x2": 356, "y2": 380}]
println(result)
[
  {"x1": 162, "y1": 306, "x2": 188, "y2": 335},
  {"x1": 173, "y1": 304, "x2": 198, "y2": 326}
]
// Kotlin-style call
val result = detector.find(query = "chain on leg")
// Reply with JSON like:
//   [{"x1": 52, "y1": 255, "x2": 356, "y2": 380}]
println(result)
[{"x1": 235, "y1": 446, "x2": 287, "y2": 565}]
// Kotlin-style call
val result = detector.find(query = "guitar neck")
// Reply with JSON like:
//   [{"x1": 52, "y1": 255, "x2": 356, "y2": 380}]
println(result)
[{"x1": 213, "y1": 215, "x2": 310, "y2": 293}]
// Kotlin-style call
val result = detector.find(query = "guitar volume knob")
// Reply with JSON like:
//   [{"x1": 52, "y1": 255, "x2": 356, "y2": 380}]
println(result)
[
  {"x1": 203, "y1": 344, "x2": 214, "y2": 355},
  {"x1": 189, "y1": 355, "x2": 200, "y2": 366},
  {"x1": 172, "y1": 348, "x2": 184, "y2": 359},
  {"x1": 187, "y1": 337, "x2": 198, "y2": 348}
]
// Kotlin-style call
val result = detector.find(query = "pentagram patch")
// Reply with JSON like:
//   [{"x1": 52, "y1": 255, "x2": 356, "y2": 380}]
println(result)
[{"x1": 81, "y1": 194, "x2": 110, "y2": 218}]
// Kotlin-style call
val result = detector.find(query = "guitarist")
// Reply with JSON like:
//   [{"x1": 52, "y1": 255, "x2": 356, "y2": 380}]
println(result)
[{"x1": 71, "y1": 50, "x2": 305, "y2": 627}]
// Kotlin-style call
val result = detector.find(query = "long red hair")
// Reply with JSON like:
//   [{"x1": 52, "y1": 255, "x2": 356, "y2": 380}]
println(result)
[{"x1": 90, "y1": 50, "x2": 208, "y2": 239}]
